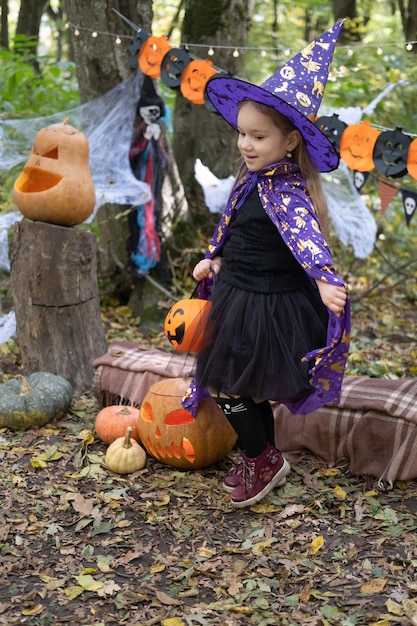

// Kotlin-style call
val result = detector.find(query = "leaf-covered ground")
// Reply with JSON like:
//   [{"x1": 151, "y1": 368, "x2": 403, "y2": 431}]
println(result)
[{"x1": 1, "y1": 259, "x2": 417, "y2": 626}]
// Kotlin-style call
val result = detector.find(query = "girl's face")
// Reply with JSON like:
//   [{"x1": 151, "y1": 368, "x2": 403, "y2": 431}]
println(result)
[{"x1": 237, "y1": 101, "x2": 297, "y2": 171}]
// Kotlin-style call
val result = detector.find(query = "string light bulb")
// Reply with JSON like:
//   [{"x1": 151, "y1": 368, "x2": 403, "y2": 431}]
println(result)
[
  {"x1": 233, "y1": 48, "x2": 239, "y2": 57},
  {"x1": 115, "y1": 36, "x2": 121, "y2": 44},
  {"x1": 406, "y1": 42, "x2": 413, "y2": 51},
  {"x1": 208, "y1": 47, "x2": 214, "y2": 56},
  {"x1": 92, "y1": 31, "x2": 98, "y2": 38},
  {"x1": 261, "y1": 50, "x2": 267, "y2": 57},
  {"x1": 74, "y1": 28, "x2": 80, "y2": 36},
  {"x1": 376, "y1": 47, "x2": 383, "y2": 55},
  {"x1": 347, "y1": 48, "x2": 353, "y2": 57}
]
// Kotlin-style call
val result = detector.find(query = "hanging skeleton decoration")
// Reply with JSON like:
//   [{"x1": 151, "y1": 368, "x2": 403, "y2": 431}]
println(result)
[{"x1": 128, "y1": 76, "x2": 169, "y2": 275}]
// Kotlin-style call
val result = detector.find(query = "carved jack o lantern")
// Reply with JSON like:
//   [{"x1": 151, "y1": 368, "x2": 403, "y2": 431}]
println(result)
[
  {"x1": 139, "y1": 378, "x2": 237, "y2": 469},
  {"x1": 138, "y1": 35, "x2": 172, "y2": 78},
  {"x1": 315, "y1": 113, "x2": 347, "y2": 152},
  {"x1": 339, "y1": 121, "x2": 380, "y2": 172},
  {"x1": 373, "y1": 127, "x2": 411, "y2": 178},
  {"x1": 160, "y1": 48, "x2": 191, "y2": 89},
  {"x1": 164, "y1": 298, "x2": 212, "y2": 353},
  {"x1": 13, "y1": 120, "x2": 96, "y2": 227},
  {"x1": 180, "y1": 59, "x2": 217, "y2": 105}
]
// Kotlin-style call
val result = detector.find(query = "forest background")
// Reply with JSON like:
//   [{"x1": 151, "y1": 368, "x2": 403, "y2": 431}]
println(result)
[
  {"x1": 0, "y1": 3, "x2": 417, "y2": 626},
  {"x1": 0, "y1": 0, "x2": 417, "y2": 379}
]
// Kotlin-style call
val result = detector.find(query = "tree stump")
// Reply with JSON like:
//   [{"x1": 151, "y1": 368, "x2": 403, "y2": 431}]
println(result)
[{"x1": 10, "y1": 220, "x2": 107, "y2": 393}]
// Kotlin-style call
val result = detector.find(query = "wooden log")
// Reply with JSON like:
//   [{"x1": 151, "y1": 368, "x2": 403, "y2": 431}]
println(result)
[{"x1": 9, "y1": 220, "x2": 107, "y2": 393}]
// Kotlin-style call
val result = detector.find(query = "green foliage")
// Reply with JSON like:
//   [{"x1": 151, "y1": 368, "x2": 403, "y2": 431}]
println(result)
[{"x1": 0, "y1": 47, "x2": 79, "y2": 117}]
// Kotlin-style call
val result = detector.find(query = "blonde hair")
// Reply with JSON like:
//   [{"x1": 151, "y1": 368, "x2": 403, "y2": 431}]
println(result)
[{"x1": 235, "y1": 101, "x2": 330, "y2": 239}]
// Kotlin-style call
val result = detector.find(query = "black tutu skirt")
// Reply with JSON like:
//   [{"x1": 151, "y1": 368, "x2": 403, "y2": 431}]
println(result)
[{"x1": 195, "y1": 278, "x2": 329, "y2": 402}]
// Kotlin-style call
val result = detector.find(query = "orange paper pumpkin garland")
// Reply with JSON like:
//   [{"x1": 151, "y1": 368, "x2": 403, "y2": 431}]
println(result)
[
  {"x1": 180, "y1": 59, "x2": 217, "y2": 105},
  {"x1": 138, "y1": 35, "x2": 172, "y2": 78},
  {"x1": 339, "y1": 121, "x2": 381, "y2": 172}
]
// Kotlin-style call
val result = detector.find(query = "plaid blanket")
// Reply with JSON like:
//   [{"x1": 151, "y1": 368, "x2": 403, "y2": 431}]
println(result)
[
  {"x1": 93, "y1": 341, "x2": 195, "y2": 408},
  {"x1": 93, "y1": 342, "x2": 417, "y2": 485},
  {"x1": 274, "y1": 376, "x2": 417, "y2": 486}
]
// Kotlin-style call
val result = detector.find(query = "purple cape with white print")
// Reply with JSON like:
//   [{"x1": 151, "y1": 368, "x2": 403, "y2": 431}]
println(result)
[{"x1": 181, "y1": 161, "x2": 351, "y2": 417}]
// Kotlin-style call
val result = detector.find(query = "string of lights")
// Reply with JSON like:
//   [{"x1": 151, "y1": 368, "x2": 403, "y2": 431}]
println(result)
[{"x1": 65, "y1": 22, "x2": 416, "y2": 57}]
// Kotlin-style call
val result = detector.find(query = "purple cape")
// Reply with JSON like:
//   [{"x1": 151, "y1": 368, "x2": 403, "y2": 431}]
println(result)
[{"x1": 182, "y1": 161, "x2": 351, "y2": 416}]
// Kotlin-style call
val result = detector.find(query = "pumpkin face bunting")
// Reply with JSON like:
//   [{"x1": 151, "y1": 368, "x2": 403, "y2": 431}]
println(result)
[
  {"x1": 339, "y1": 121, "x2": 380, "y2": 172},
  {"x1": 180, "y1": 59, "x2": 217, "y2": 105},
  {"x1": 138, "y1": 378, "x2": 237, "y2": 470},
  {"x1": 164, "y1": 298, "x2": 212, "y2": 353},
  {"x1": 0, "y1": 372, "x2": 73, "y2": 430},
  {"x1": 13, "y1": 121, "x2": 96, "y2": 227},
  {"x1": 373, "y1": 127, "x2": 411, "y2": 178}
]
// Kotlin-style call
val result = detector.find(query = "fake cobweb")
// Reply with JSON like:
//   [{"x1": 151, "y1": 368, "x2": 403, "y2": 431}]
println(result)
[
  {"x1": 0, "y1": 71, "x2": 151, "y2": 219},
  {"x1": 0, "y1": 76, "x2": 397, "y2": 343}
]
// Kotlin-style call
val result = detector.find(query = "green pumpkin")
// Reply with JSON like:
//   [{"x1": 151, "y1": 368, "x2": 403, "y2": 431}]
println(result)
[{"x1": 0, "y1": 372, "x2": 73, "y2": 430}]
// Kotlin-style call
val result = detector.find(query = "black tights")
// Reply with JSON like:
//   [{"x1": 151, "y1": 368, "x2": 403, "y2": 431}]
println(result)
[{"x1": 215, "y1": 397, "x2": 276, "y2": 458}]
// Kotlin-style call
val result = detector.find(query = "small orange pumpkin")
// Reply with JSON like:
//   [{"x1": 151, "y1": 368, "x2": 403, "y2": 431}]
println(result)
[
  {"x1": 13, "y1": 119, "x2": 96, "y2": 226},
  {"x1": 139, "y1": 377, "x2": 237, "y2": 469},
  {"x1": 138, "y1": 35, "x2": 172, "y2": 78},
  {"x1": 180, "y1": 59, "x2": 217, "y2": 105},
  {"x1": 164, "y1": 298, "x2": 212, "y2": 353},
  {"x1": 95, "y1": 405, "x2": 140, "y2": 444},
  {"x1": 339, "y1": 121, "x2": 380, "y2": 172}
]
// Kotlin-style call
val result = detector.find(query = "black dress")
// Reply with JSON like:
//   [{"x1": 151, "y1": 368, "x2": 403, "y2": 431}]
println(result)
[{"x1": 195, "y1": 187, "x2": 329, "y2": 402}]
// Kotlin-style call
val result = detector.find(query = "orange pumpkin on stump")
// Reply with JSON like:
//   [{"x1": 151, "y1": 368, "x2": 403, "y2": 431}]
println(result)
[
  {"x1": 13, "y1": 119, "x2": 96, "y2": 226},
  {"x1": 138, "y1": 377, "x2": 237, "y2": 470}
]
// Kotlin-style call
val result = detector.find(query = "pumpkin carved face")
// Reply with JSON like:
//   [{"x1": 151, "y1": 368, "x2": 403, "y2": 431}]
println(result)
[
  {"x1": 138, "y1": 36, "x2": 172, "y2": 78},
  {"x1": 138, "y1": 378, "x2": 237, "y2": 469},
  {"x1": 180, "y1": 59, "x2": 217, "y2": 104},
  {"x1": 164, "y1": 298, "x2": 212, "y2": 353},
  {"x1": 339, "y1": 121, "x2": 380, "y2": 172},
  {"x1": 373, "y1": 127, "x2": 411, "y2": 178},
  {"x1": 13, "y1": 121, "x2": 96, "y2": 226}
]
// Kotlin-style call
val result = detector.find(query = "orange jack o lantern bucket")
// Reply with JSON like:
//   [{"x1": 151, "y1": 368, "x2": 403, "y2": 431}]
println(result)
[{"x1": 164, "y1": 296, "x2": 212, "y2": 353}]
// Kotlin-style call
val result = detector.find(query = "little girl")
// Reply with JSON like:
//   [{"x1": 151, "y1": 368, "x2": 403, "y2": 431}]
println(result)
[{"x1": 184, "y1": 22, "x2": 350, "y2": 508}]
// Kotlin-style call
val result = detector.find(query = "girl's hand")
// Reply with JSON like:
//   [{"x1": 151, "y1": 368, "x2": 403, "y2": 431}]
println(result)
[
  {"x1": 193, "y1": 257, "x2": 222, "y2": 281},
  {"x1": 315, "y1": 280, "x2": 347, "y2": 317}
]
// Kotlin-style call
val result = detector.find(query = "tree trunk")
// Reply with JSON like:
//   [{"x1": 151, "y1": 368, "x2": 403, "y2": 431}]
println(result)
[
  {"x1": 398, "y1": 0, "x2": 417, "y2": 50},
  {"x1": 173, "y1": 0, "x2": 254, "y2": 200},
  {"x1": 15, "y1": 0, "x2": 47, "y2": 69},
  {"x1": 1, "y1": 0, "x2": 9, "y2": 50},
  {"x1": 9, "y1": 221, "x2": 107, "y2": 393},
  {"x1": 65, "y1": 0, "x2": 153, "y2": 100}
]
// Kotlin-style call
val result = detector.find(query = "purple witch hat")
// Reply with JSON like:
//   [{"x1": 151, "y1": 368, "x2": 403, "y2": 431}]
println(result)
[{"x1": 206, "y1": 21, "x2": 344, "y2": 172}]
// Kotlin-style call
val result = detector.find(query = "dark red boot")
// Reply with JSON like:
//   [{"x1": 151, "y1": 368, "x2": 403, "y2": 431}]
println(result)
[{"x1": 230, "y1": 444, "x2": 290, "y2": 508}]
